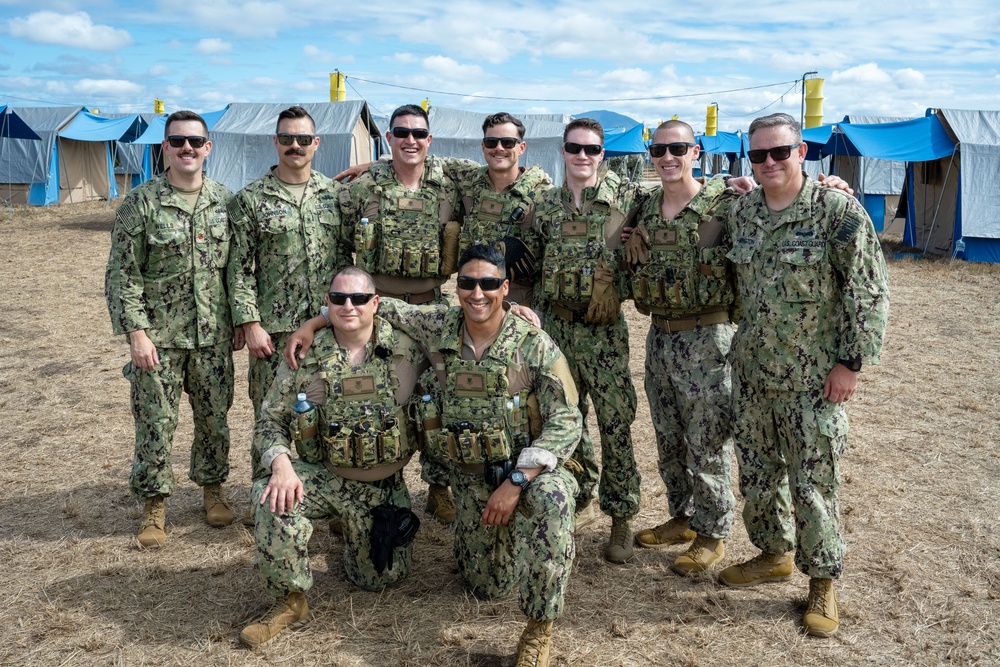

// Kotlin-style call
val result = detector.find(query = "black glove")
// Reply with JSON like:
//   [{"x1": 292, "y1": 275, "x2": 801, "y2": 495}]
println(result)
[
  {"x1": 370, "y1": 505, "x2": 421, "y2": 574},
  {"x1": 500, "y1": 236, "x2": 538, "y2": 283}
]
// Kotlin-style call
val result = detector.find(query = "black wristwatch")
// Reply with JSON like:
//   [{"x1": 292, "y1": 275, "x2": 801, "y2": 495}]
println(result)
[
  {"x1": 838, "y1": 357, "x2": 862, "y2": 372},
  {"x1": 508, "y1": 469, "x2": 531, "y2": 491}
]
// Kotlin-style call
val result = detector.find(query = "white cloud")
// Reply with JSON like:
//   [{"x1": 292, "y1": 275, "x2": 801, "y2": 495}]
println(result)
[
  {"x1": 149, "y1": 65, "x2": 170, "y2": 77},
  {"x1": 73, "y1": 78, "x2": 143, "y2": 97},
  {"x1": 893, "y1": 68, "x2": 926, "y2": 88},
  {"x1": 831, "y1": 62, "x2": 893, "y2": 86},
  {"x1": 195, "y1": 38, "x2": 232, "y2": 55},
  {"x1": 391, "y1": 53, "x2": 418, "y2": 63},
  {"x1": 7, "y1": 11, "x2": 132, "y2": 51},
  {"x1": 422, "y1": 55, "x2": 485, "y2": 81},
  {"x1": 304, "y1": 44, "x2": 334, "y2": 64}
]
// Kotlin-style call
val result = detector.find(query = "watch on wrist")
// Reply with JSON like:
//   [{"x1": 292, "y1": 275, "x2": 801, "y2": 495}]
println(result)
[
  {"x1": 838, "y1": 357, "x2": 862, "y2": 372},
  {"x1": 507, "y1": 469, "x2": 530, "y2": 491}
]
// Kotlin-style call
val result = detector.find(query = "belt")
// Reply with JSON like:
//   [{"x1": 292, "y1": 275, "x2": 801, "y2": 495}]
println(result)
[
  {"x1": 328, "y1": 456, "x2": 410, "y2": 482},
  {"x1": 399, "y1": 289, "x2": 437, "y2": 305},
  {"x1": 456, "y1": 462, "x2": 485, "y2": 475},
  {"x1": 549, "y1": 303, "x2": 589, "y2": 323},
  {"x1": 652, "y1": 310, "x2": 731, "y2": 333}
]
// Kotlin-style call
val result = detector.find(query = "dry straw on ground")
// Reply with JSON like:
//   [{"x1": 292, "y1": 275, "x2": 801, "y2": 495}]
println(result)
[{"x1": 0, "y1": 201, "x2": 997, "y2": 666}]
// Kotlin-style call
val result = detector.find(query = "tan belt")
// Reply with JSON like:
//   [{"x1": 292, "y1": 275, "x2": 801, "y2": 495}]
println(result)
[
  {"x1": 327, "y1": 455, "x2": 411, "y2": 482},
  {"x1": 456, "y1": 462, "x2": 485, "y2": 475},
  {"x1": 549, "y1": 302, "x2": 589, "y2": 323},
  {"x1": 652, "y1": 310, "x2": 731, "y2": 333}
]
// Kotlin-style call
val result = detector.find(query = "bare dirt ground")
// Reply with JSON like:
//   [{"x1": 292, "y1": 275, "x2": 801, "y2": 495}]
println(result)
[{"x1": 0, "y1": 200, "x2": 997, "y2": 666}]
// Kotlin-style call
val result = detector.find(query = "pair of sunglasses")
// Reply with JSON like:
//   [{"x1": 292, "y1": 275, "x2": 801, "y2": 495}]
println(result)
[
  {"x1": 391, "y1": 127, "x2": 429, "y2": 140},
  {"x1": 166, "y1": 135, "x2": 207, "y2": 148},
  {"x1": 276, "y1": 134, "x2": 315, "y2": 146},
  {"x1": 648, "y1": 142, "x2": 695, "y2": 158},
  {"x1": 564, "y1": 142, "x2": 603, "y2": 156},
  {"x1": 456, "y1": 276, "x2": 505, "y2": 292},
  {"x1": 747, "y1": 143, "x2": 801, "y2": 164},
  {"x1": 483, "y1": 137, "x2": 521, "y2": 149},
  {"x1": 328, "y1": 292, "x2": 376, "y2": 306}
]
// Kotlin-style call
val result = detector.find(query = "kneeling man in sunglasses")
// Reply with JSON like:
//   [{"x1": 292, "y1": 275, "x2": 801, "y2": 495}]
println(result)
[
  {"x1": 287, "y1": 244, "x2": 582, "y2": 667},
  {"x1": 240, "y1": 266, "x2": 428, "y2": 648}
]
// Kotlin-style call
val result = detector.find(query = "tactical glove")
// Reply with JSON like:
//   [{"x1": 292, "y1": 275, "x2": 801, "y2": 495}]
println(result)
[
  {"x1": 500, "y1": 236, "x2": 538, "y2": 283},
  {"x1": 440, "y1": 220, "x2": 461, "y2": 275},
  {"x1": 624, "y1": 223, "x2": 651, "y2": 265},
  {"x1": 585, "y1": 259, "x2": 621, "y2": 324}
]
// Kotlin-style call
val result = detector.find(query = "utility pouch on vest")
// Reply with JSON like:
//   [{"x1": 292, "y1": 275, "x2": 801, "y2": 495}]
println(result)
[
  {"x1": 323, "y1": 421, "x2": 354, "y2": 467},
  {"x1": 292, "y1": 409, "x2": 321, "y2": 463},
  {"x1": 378, "y1": 419, "x2": 403, "y2": 463},
  {"x1": 354, "y1": 425, "x2": 379, "y2": 468}
]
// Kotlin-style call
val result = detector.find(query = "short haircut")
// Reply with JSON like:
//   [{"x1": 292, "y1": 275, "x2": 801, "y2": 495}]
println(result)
[
  {"x1": 654, "y1": 119, "x2": 695, "y2": 142},
  {"x1": 748, "y1": 112, "x2": 802, "y2": 144},
  {"x1": 563, "y1": 117, "x2": 604, "y2": 143},
  {"x1": 458, "y1": 243, "x2": 506, "y2": 277},
  {"x1": 330, "y1": 265, "x2": 376, "y2": 293},
  {"x1": 482, "y1": 112, "x2": 526, "y2": 140},
  {"x1": 389, "y1": 104, "x2": 429, "y2": 129},
  {"x1": 164, "y1": 110, "x2": 208, "y2": 139},
  {"x1": 276, "y1": 105, "x2": 316, "y2": 134}
]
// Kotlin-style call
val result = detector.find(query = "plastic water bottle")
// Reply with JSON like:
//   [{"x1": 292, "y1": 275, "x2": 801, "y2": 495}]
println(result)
[
  {"x1": 293, "y1": 392, "x2": 314, "y2": 414},
  {"x1": 955, "y1": 238, "x2": 966, "y2": 255}
]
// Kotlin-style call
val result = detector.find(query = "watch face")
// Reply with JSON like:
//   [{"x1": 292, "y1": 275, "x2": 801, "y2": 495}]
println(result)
[{"x1": 509, "y1": 471, "x2": 527, "y2": 487}]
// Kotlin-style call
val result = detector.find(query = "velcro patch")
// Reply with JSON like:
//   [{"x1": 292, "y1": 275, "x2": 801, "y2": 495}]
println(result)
[
  {"x1": 653, "y1": 229, "x2": 677, "y2": 244},
  {"x1": 455, "y1": 372, "x2": 486, "y2": 396},
  {"x1": 116, "y1": 200, "x2": 143, "y2": 236},
  {"x1": 398, "y1": 197, "x2": 425, "y2": 212},
  {"x1": 342, "y1": 375, "x2": 376, "y2": 397},
  {"x1": 562, "y1": 220, "x2": 588, "y2": 237},
  {"x1": 480, "y1": 199, "x2": 504, "y2": 214},
  {"x1": 835, "y1": 214, "x2": 864, "y2": 244}
]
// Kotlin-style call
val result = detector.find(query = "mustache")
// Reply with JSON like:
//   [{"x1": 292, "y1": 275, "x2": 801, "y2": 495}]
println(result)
[{"x1": 284, "y1": 148, "x2": 306, "y2": 156}]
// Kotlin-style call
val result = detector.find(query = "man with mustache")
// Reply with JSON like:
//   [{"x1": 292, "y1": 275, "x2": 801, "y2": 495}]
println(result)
[{"x1": 229, "y1": 106, "x2": 353, "y2": 480}]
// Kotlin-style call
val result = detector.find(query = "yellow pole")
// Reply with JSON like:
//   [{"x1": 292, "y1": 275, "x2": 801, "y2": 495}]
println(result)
[
  {"x1": 420, "y1": 99, "x2": 431, "y2": 112},
  {"x1": 804, "y1": 78, "x2": 825, "y2": 129},
  {"x1": 706, "y1": 103, "x2": 718, "y2": 136},
  {"x1": 330, "y1": 71, "x2": 346, "y2": 102},
  {"x1": 154, "y1": 99, "x2": 164, "y2": 114}
]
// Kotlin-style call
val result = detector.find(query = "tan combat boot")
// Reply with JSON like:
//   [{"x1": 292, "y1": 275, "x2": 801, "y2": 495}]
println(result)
[
  {"x1": 671, "y1": 535, "x2": 725, "y2": 576},
  {"x1": 240, "y1": 592, "x2": 309, "y2": 648},
  {"x1": 515, "y1": 618, "x2": 553, "y2": 667},
  {"x1": 604, "y1": 517, "x2": 634, "y2": 563},
  {"x1": 573, "y1": 498, "x2": 599, "y2": 531},
  {"x1": 718, "y1": 551, "x2": 794, "y2": 588},
  {"x1": 426, "y1": 484, "x2": 456, "y2": 524},
  {"x1": 203, "y1": 484, "x2": 236, "y2": 527},
  {"x1": 138, "y1": 495, "x2": 166, "y2": 548},
  {"x1": 634, "y1": 516, "x2": 697, "y2": 549},
  {"x1": 803, "y1": 577, "x2": 839, "y2": 637}
]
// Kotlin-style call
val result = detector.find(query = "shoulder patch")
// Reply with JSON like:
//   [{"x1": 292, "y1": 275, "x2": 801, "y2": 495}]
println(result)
[
  {"x1": 115, "y1": 199, "x2": 143, "y2": 236},
  {"x1": 834, "y1": 212, "x2": 865, "y2": 245}
]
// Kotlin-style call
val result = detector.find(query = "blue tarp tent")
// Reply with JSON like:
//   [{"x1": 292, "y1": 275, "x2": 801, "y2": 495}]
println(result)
[
  {"x1": 55, "y1": 111, "x2": 148, "y2": 201},
  {"x1": 574, "y1": 110, "x2": 646, "y2": 156},
  {"x1": 0, "y1": 106, "x2": 41, "y2": 140},
  {"x1": 0, "y1": 106, "x2": 83, "y2": 205},
  {"x1": 697, "y1": 131, "x2": 746, "y2": 176}
]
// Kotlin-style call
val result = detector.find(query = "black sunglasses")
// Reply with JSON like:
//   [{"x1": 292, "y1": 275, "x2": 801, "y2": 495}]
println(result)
[
  {"x1": 328, "y1": 292, "x2": 376, "y2": 306},
  {"x1": 747, "y1": 143, "x2": 801, "y2": 164},
  {"x1": 564, "y1": 142, "x2": 603, "y2": 156},
  {"x1": 276, "y1": 133, "x2": 316, "y2": 146},
  {"x1": 648, "y1": 142, "x2": 695, "y2": 158},
  {"x1": 391, "y1": 127, "x2": 429, "y2": 140},
  {"x1": 483, "y1": 137, "x2": 521, "y2": 149},
  {"x1": 166, "y1": 135, "x2": 207, "y2": 148},
  {"x1": 456, "y1": 276, "x2": 505, "y2": 292}
]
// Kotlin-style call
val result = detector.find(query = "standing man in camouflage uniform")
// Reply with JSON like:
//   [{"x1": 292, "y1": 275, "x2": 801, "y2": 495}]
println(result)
[
  {"x1": 719, "y1": 112, "x2": 889, "y2": 637},
  {"x1": 240, "y1": 267, "x2": 427, "y2": 648},
  {"x1": 338, "y1": 104, "x2": 464, "y2": 523},
  {"x1": 533, "y1": 118, "x2": 644, "y2": 562},
  {"x1": 625, "y1": 120, "x2": 740, "y2": 576},
  {"x1": 105, "y1": 110, "x2": 242, "y2": 547},
  {"x1": 229, "y1": 106, "x2": 351, "y2": 476},
  {"x1": 453, "y1": 112, "x2": 553, "y2": 307}
]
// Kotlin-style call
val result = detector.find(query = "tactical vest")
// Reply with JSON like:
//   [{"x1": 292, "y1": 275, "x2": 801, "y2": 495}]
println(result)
[
  {"x1": 459, "y1": 166, "x2": 548, "y2": 251},
  {"x1": 421, "y1": 315, "x2": 537, "y2": 466},
  {"x1": 355, "y1": 161, "x2": 451, "y2": 279},
  {"x1": 630, "y1": 178, "x2": 736, "y2": 317},
  {"x1": 294, "y1": 349, "x2": 413, "y2": 470},
  {"x1": 538, "y1": 173, "x2": 625, "y2": 308}
]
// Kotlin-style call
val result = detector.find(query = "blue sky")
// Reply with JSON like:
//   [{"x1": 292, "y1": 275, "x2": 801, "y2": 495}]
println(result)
[{"x1": 1, "y1": 1, "x2": 997, "y2": 132}]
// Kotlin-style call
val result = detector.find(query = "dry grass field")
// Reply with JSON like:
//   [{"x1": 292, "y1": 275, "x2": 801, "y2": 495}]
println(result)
[{"x1": 0, "y1": 201, "x2": 997, "y2": 666}]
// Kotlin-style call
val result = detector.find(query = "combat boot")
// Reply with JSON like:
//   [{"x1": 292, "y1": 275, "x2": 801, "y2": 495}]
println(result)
[
  {"x1": 634, "y1": 516, "x2": 697, "y2": 549},
  {"x1": 240, "y1": 592, "x2": 309, "y2": 648},
  {"x1": 515, "y1": 618, "x2": 553, "y2": 667},
  {"x1": 426, "y1": 484, "x2": 456, "y2": 524},
  {"x1": 574, "y1": 498, "x2": 598, "y2": 531},
  {"x1": 671, "y1": 535, "x2": 725, "y2": 576},
  {"x1": 803, "y1": 577, "x2": 839, "y2": 637},
  {"x1": 718, "y1": 551, "x2": 794, "y2": 588},
  {"x1": 138, "y1": 495, "x2": 166, "y2": 548},
  {"x1": 604, "y1": 517, "x2": 634, "y2": 563},
  {"x1": 203, "y1": 484, "x2": 236, "y2": 527}
]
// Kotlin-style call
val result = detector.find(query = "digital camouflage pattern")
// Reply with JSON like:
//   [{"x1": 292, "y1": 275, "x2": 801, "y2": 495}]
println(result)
[
  {"x1": 227, "y1": 169, "x2": 352, "y2": 417},
  {"x1": 251, "y1": 319, "x2": 426, "y2": 593},
  {"x1": 725, "y1": 175, "x2": 889, "y2": 577},
  {"x1": 375, "y1": 300, "x2": 582, "y2": 620},
  {"x1": 630, "y1": 176, "x2": 738, "y2": 538},
  {"x1": 105, "y1": 173, "x2": 240, "y2": 499},
  {"x1": 533, "y1": 172, "x2": 645, "y2": 517}
]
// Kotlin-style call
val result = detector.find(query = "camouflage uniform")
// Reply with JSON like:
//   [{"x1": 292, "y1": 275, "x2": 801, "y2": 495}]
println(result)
[
  {"x1": 251, "y1": 318, "x2": 427, "y2": 594},
  {"x1": 453, "y1": 164, "x2": 553, "y2": 306},
  {"x1": 228, "y1": 169, "x2": 351, "y2": 418},
  {"x1": 630, "y1": 176, "x2": 738, "y2": 539},
  {"x1": 105, "y1": 173, "x2": 239, "y2": 499},
  {"x1": 533, "y1": 171, "x2": 644, "y2": 518},
  {"x1": 725, "y1": 175, "x2": 889, "y2": 578},
  {"x1": 378, "y1": 300, "x2": 582, "y2": 621},
  {"x1": 339, "y1": 156, "x2": 466, "y2": 488}
]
